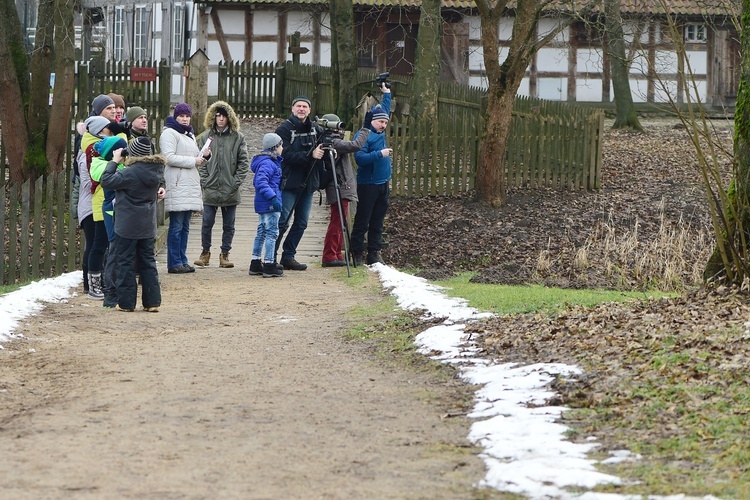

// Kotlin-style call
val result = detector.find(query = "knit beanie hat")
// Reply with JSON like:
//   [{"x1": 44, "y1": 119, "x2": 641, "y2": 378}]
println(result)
[
  {"x1": 107, "y1": 93, "x2": 126, "y2": 108},
  {"x1": 127, "y1": 136, "x2": 153, "y2": 158},
  {"x1": 85, "y1": 116, "x2": 110, "y2": 136},
  {"x1": 215, "y1": 106, "x2": 228, "y2": 117},
  {"x1": 91, "y1": 94, "x2": 115, "y2": 116},
  {"x1": 173, "y1": 102, "x2": 192, "y2": 117},
  {"x1": 262, "y1": 133, "x2": 283, "y2": 151},
  {"x1": 291, "y1": 96, "x2": 311, "y2": 107},
  {"x1": 126, "y1": 106, "x2": 147, "y2": 123},
  {"x1": 94, "y1": 136, "x2": 128, "y2": 161},
  {"x1": 371, "y1": 105, "x2": 389, "y2": 121}
]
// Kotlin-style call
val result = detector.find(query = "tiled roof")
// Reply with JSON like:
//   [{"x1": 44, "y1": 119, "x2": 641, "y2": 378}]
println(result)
[{"x1": 196, "y1": 0, "x2": 736, "y2": 16}]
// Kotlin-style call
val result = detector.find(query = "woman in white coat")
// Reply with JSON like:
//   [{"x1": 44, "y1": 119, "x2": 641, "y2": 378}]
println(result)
[{"x1": 159, "y1": 103, "x2": 209, "y2": 273}]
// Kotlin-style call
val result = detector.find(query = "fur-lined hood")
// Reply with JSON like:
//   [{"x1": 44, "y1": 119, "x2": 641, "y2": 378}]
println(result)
[
  {"x1": 203, "y1": 100, "x2": 240, "y2": 132},
  {"x1": 123, "y1": 154, "x2": 167, "y2": 167}
]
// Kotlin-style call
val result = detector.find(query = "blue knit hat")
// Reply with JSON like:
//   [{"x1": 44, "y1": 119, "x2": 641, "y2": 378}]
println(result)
[
  {"x1": 94, "y1": 136, "x2": 128, "y2": 161},
  {"x1": 371, "y1": 105, "x2": 388, "y2": 121}
]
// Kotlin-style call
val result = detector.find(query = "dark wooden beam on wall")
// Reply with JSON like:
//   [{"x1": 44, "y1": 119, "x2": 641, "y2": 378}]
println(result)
[
  {"x1": 278, "y1": 13, "x2": 287, "y2": 62},
  {"x1": 211, "y1": 9, "x2": 232, "y2": 63},
  {"x1": 245, "y1": 10, "x2": 254, "y2": 62}
]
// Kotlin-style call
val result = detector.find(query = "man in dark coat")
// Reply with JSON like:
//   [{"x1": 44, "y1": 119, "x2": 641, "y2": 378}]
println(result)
[{"x1": 273, "y1": 96, "x2": 325, "y2": 271}]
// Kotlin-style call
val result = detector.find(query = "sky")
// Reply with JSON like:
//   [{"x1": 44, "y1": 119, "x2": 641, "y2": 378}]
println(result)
[{"x1": 0, "y1": 269, "x2": 719, "y2": 499}]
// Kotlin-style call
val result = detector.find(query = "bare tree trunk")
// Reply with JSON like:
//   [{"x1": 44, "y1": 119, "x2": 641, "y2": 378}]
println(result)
[
  {"x1": 704, "y1": 0, "x2": 750, "y2": 282},
  {"x1": 46, "y1": 0, "x2": 76, "y2": 173},
  {"x1": 0, "y1": 0, "x2": 31, "y2": 186},
  {"x1": 604, "y1": 0, "x2": 643, "y2": 131},
  {"x1": 330, "y1": 0, "x2": 358, "y2": 124},
  {"x1": 411, "y1": 0, "x2": 441, "y2": 122},
  {"x1": 24, "y1": 0, "x2": 56, "y2": 177}
]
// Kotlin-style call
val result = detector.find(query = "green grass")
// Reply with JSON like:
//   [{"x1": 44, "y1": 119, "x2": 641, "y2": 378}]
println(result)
[
  {"x1": 0, "y1": 283, "x2": 22, "y2": 296},
  {"x1": 431, "y1": 272, "x2": 673, "y2": 314}
]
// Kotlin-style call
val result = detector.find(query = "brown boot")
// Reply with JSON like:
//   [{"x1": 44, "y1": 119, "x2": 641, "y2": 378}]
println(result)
[
  {"x1": 194, "y1": 250, "x2": 210, "y2": 267},
  {"x1": 219, "y1": 252, "x2": 234, "y2": 268}
]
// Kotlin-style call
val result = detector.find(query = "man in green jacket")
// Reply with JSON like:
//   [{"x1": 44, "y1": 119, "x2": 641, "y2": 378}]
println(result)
[{"x1": 194, "y1": 101, "x2": 250, "y2": 268}]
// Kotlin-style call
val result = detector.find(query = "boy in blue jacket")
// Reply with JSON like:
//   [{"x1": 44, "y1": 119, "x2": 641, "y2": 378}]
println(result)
[
  {"x1": 352, "y1": 83, "x2": 393, "y2": 266},
  {"x1": 249, "y1": 133, "x2": 284, "y2": 278}
]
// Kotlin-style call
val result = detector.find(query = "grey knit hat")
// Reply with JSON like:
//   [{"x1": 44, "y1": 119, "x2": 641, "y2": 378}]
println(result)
[
  {"x1": 262, "y1": 133, "x2": 283, "y2": 151},
  {"x1": 85, "y1": 116, "x2": 110, "y2": 136},
  {"x1": 291, "y1": 96, "x2": 311, "y2": 107},
  {"x1": 91, "y1": 94, "x2": 115, "y2": 116}
]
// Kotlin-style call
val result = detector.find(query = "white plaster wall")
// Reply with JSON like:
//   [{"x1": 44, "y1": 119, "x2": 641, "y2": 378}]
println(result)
[
  {"x1": 577, "y1": 47, "x2": 604, "y2": 74},
  {"x1": 254, "y1": 42, "x2": 278, "y2": 62},
  {"x1": 287, "y1": 11, "x2": 314, "y2": 36},
  {"x1": 205, "y1": 39, "x2": 223, "y2": 63},
  {"x1": 686, "y1": 50, "x2": 707, "y2": 74},
  {"x1": 254, "y1": 11, "x2": 279, "y2": 35},
  {"x1": 631, "y1": 78, "x2": 649, "y2": 102},
  {"x1": 468, "y1": 16, "x2": 482, "y2": 39},
  {"x1": 498, "y1": 18, "x2": 513, "y2": 41},
  {"x1": 217, "y1": 9, "x2": 245, "y2": 33},
  {"x1": 538, "y1": 18, "x2": 567, "y2": 43},
  {"x1": 538, "y1": 77, "x2": 567, "y2": 100},
  {"x1": 468, "y1": 46, "x2": 484, "y2": 71},
  {"x1": 577, "y1": 78, "x2": 603, "y2": 101},
  {"x1": 537, "y1": 47, "x2": 568, "y2": 73}
]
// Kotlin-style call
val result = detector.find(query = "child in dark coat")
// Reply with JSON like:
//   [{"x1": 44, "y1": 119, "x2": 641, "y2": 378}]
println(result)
[
  {"x1": 99, "y1": 137, "x2": 166, "y2": 311},
  {"x1": 249, "y1": 133, "x2": 284, "y2": 278}
]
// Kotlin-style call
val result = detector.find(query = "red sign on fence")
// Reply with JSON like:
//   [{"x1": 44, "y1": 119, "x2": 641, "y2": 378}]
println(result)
[{"x1": 130, "y1": 67, "x2": 157, "y2": 82}]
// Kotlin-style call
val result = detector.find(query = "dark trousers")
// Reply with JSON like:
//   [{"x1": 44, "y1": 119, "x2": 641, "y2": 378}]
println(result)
[
  {"x1": 114, "y1": 236, "x2": 161, "y2": 310},
  {"x1": 88, "y1": 220, "x2": 108, "y2": 273},
  {"x1": 350, "y1": 183, "x2": 390, "y2": 256},
  {"x1": 200, "y1": 204, "x2": 237, "y2": 254},
  {"x1": 80, "y1": 214, "x2": 94, "y2": 289}
]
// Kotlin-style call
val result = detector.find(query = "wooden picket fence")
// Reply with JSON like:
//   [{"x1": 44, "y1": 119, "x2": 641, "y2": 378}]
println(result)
[
  {"x1": 1, "y1": 172, "x2": 81, "y2": 286},
  {"x1": 217, "y1": 61, "x2": 278, "y2": 117}
]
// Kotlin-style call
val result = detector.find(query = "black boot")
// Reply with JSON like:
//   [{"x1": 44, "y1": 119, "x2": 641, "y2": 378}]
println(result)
[
  {"x1": 249, "y1": 259, "x2": 263, "y2": 276},
  {"x1": 263, "y1": 262, "x2": 284, "y2": 278},
  {"x1": 366, "y1": 251, "x2": 385, "y2": 265}
]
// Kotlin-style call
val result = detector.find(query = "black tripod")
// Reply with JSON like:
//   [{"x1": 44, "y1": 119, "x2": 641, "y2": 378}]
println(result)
[{"x1": 323, "y1": 145, "x2": 353, "y2": 277}]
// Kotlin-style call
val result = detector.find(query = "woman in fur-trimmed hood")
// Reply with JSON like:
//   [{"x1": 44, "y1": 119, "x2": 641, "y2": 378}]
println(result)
[{"x1": 193, "y1": 100, "x2": 249, "y2": 268}]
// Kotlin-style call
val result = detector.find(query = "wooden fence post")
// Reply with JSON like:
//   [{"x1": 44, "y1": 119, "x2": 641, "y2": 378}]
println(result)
[
  {"x1": 275, "y1": 64, "x2": 286, "y2": 116},
  {"x1": 186, "y1": 49, "x2": 210, "y2": 136}
]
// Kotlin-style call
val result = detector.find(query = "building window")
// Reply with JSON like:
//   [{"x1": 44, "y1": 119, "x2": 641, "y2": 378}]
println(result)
[
  {"x1": 113, "y1": 6, "x2": 124, "y2": 61},
  {"x1": 133, "y1": 6, "x2": 148, "y2": 61},
  {"x1": 173, "y1": 4, "x2": 184, "y2": 62},
  {"x1": 685, "y1": 24, "x2": 706, "y2": 42}
]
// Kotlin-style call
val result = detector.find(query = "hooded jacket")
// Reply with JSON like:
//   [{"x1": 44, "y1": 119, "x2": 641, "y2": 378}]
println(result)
[
  {"x1": 99, "y1": 154, "x2": 166, "y2": 240},
  {"x1": 323, "y1": 127, "x2": 370, "y2": 204},
  {"x1": 251, "y1": 151, "x2": 283, "y2": 214},
  {"x1": 159, "y1": 118, "x2": 203, "y2": 213},
  {"x1": 195, "y1": 101, "x2": 250, "y2": 206}
]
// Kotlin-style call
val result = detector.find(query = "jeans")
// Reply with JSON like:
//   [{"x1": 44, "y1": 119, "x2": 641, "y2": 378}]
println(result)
[
  {"x1": 80, "y1": 214, "x2": 94, "y2": 289},
  {"x1": 200, "y1": 204, "x2": 237, "y2": 254},
  {"x1": 323, "y1": 200, "x2": 349, "y2": 262},
  {"x1": 252, "y1": 212, "x2": 281, "y2": 263},
  {"x1": 350, "y1": 183, "x2": 390, "y2": 256},
  {"x1": 167, "y1": 210, "x2": 192, "y2": 268},
  {"x1": 275, "y1": 189, "x2": 313, "y2": 261}
]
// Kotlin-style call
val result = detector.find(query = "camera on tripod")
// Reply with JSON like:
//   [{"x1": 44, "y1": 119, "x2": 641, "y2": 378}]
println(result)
[{"x1": 374, "y1": 72, "x2": 391, "y2": 89}]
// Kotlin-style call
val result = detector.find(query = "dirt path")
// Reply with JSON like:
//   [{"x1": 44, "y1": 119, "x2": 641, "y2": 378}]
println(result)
[{"x1": 0, "y1": 260, "x2": 490, "y2": 498}]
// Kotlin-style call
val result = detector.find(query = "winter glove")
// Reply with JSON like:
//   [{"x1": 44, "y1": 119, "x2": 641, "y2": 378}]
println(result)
[
  {"x1": 271, "y1": 197, "x2": 283, "y2": 212},
  {"x1": 364, "y1": 110, "x2": 373, "y2": 129}
]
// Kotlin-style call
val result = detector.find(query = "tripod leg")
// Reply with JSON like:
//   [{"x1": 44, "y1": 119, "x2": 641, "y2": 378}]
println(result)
[{"x1": 328, "y1": 149, "x2": 351, "y2": 276}]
